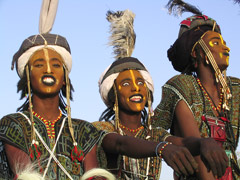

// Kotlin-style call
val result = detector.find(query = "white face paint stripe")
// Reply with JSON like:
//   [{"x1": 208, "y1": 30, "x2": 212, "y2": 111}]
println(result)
[{"x1": 43, "y1": 48, "x2": 51, "y2": 73}]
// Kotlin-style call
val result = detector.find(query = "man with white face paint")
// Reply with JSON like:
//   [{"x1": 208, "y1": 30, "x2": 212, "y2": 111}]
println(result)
[
  {"x1": 0, "y1": 33, "x2": 106, "y2": 180},
  {"x1": 0, "y1": 0, "x2": 107, "y2": 179}
]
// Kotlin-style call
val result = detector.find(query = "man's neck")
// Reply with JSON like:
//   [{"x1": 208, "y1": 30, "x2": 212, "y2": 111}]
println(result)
[
  {"x1": 118, "y1": 109, "x2": 142, "y2": 129},
  {"x1": 31, "y1": 94, "x2": 61, "y2": 122}
]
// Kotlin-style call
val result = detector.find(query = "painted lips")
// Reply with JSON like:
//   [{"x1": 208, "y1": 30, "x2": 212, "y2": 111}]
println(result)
[
  {"x1": 129, "y1": 94, "x2": 143, "y2": 103},
  {"x1": 41, "y1": 75, "x2": 56, "y2": 86},
  {"x1": 223, "y1": 52, "x2": 229, "y2": 57}
]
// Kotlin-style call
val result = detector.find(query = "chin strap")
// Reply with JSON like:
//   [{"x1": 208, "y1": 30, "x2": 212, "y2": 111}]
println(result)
[{"x1": 198, "y1": 38, "x2": 232, "y2": 111}]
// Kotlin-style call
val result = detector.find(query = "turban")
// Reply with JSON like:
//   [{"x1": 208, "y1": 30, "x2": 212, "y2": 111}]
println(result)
[
  {"x1": 99, "y1": 57, "x2": 154, "y2": 107},
  {"x1": 12, "y1": 33, "x2": 72, "y2": 78},
  {"x1": 167, "y1": 15, "x2": 221, "y2": 73}
]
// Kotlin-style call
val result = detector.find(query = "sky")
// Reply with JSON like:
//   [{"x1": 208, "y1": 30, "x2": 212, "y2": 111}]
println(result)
[{"x1": 0, "y1": 0, "x2": 240, "y2": 179}]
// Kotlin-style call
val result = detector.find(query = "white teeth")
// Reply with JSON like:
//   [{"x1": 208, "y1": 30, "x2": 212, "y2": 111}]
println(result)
[
  {"x1": 130, "y1": 96, "x2": 142, "y2": 101},
  {"x1": 43, "y1": 77, "x2": 54, "y2": 83}
]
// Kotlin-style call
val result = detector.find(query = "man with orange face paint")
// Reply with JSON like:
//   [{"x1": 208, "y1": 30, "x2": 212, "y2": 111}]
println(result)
[
  {"x1": 0, "y1": 33, "x2": 107, "y2": 180},
  {"x1": 152, "y1": 1, "x2": 240, "y2": 179},
  {"x1": 93, "y1": 9, "x2": 229, "y2": 180}
]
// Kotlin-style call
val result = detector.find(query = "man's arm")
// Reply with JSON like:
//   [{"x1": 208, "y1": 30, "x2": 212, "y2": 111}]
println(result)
[
  {"x1": 172, "y1": 100, "x2": 228, "y2": 179},
  {"x1": 102, "y1": 132, "x2": 198, "y2": 176},
  {"x1": 4, "y1": 143, "x2": 31, "y2": 176},
  {"x1": 83, "y1": 144, "x2": 98, "y2": 172}
]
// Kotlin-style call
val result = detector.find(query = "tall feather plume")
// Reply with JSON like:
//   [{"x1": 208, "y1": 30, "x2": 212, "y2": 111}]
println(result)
[
  {"x1": 106, "y1": 9, "x2": 136, "y2": 60},
  {"x1": 39, "y1": 0, "x2": 59, "y2": 34},
  {"x1": 166, "y1": 0, "x2": 202, "y2": 16}
]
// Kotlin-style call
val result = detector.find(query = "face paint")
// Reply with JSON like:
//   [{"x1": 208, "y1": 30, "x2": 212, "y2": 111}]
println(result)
[
  {"x1": 43, "y1": 48, "x2": 51, "y2": 73},
  {"x1": 203, "y1": 31, "x2": 230, "y2": 70},
  {"x1": 28, "y1": 48, "x2": 65, "y2": 96},
  {"x1": 115, "y1": 69, "x2": 147, "y2": 113},
  {"x1": 130, "y1": 70, "x2": 139, "y2": 92}
]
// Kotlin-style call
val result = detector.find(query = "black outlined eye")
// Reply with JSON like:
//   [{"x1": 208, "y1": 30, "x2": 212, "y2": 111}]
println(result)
[
  {"x1": 53, "y1": 64, "x2": 61, "y2": 68},
  {"x1": 34, "y1": 64, "x2": 43, "y2": 68},
  {"x1": 122, "y1": 82, "x2": 130, "y2": 86},
  {"x1": 137, "y1": 81, "x2": 144, "y2": 85}
]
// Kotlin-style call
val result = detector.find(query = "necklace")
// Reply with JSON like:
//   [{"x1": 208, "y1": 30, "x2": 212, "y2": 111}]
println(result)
[
  {"x1": 32, "y1": 110, "x2": 62, "y2": 139},
  {"x1": 196, "y1": 78, "x2": 223, "y2": 111},
  {"x1": 119, "y1": 123, "x2": 144, "y2": 133}
]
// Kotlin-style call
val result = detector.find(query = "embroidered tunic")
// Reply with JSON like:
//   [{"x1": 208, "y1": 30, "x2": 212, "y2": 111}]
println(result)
[
  {"x1": 0, "y1": 111, "x2": 104, "y2": 180},
  {"x1": 152, "y1": 74, "x2": 240, "y2": 179},
  {"x1": 93, "y1": 120, "x2": 170, "y2": 180}
]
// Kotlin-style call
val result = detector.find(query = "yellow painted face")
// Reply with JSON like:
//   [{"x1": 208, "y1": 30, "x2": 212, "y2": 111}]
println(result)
[
  {"x1": 203, "y1": 31, "x2": 230, "y2": 69},
  {"x1": 115, "y1": 69, "x2": 147, "y2": 113},
  {"x1": 28, "y1": 48, "x2": 65, "y2": 97}
]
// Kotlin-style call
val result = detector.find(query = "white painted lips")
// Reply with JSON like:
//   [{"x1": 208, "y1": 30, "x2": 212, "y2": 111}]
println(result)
[{"x1": 42, "y1": 75, "x2": 56, "y2": 86}]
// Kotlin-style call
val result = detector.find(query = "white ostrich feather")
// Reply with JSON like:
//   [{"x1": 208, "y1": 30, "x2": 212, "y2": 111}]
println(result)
[
  {"x1": 39, "y1": 0, "x2": 59, "y2": 34},
  {"x1": 107, "y1": 9, "x2": 136, "y2": 60},
  {"x1": 80, "y1": 168, "x2": 116, "y2": 180},
  {"x1": 15, "y1": 163, "x2": 43, "y2": 180}
]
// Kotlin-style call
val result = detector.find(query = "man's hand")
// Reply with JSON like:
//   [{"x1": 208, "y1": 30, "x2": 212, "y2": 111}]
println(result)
[
  {"x1": 199, "y1": 138, "x2": 228, "y2": 179},
  {"x1": 161, "y1": 143, "x2": 198, "y2": 176}
]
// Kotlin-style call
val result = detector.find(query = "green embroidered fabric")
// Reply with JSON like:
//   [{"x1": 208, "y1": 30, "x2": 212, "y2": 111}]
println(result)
[
  {"x1": 0, "y1": 111, "x2": 104, "y2": 180},
  {"x1": 93, "y1": 120, "x2": 170, "y2": 180},
  {"x1": 152, "y1": 74, "x2": 240, "y2": 179}
]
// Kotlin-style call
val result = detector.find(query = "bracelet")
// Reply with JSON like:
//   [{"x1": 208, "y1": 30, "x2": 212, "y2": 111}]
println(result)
[
  {"x1": 158, "y1": 142, "x2": 172, "y2": 159},
  {"x1": 155, "y1": 141, "x2": 167, "y2": 158}
]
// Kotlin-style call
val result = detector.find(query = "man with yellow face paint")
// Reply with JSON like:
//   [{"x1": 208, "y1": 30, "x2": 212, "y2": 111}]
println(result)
[
  {"x1": 93, "y1": 9, "x2": 229, "y2": 180},
  {"x1": 152, "y1": 1, "x2": 240, "y2": 179},
  {"x1": 0, "y1": 33, "x2": 106, "y2": 180},
  {"x1": 0, "y1": 1, "x2": 107, "y2": 179}
]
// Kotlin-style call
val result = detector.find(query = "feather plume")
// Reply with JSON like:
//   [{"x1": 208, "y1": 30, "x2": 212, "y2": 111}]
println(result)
[
  {"x1": 107, "y1": 9, "x2": 136, "y2": 60},
  {"x1": 39, "y1": 0, "x2": 59, "y2": 34},
  {"x1": 233, "y1": 0, "x2": 240, "y2": 4},
  {"x1": 80, "y1": 168, "x2": 116, "y2": 180},
  {"x1": 15, "y1": 162, "x2": 43, "y2": 180},
  {"x1": 166, "y1": 0, "x2": 202, "y2": 16}
]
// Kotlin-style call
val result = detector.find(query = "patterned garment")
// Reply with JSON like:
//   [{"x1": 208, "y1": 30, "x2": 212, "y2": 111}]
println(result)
[
  {"x1": 0, "y1": 111, "x2": 104, "y2": 180},
  {"x1": 0, "y1": 140, "x2": 11, "y2": 179},
  {"x1": 93, "y1": 120, "x2": 170, "y2": 180},
  {"x1": 152, "y1": 74, "x2": 240, "y2": 179}
]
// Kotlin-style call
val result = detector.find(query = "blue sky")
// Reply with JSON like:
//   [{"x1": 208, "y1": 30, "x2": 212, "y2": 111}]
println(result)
[{"x1": 0, "y1": 0, "x2": 239, "y2": 179}]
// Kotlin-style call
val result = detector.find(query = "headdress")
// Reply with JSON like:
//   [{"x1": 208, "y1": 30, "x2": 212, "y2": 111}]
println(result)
[
  {"x1": 99, "y1": 10, "x2": 154, "y2": 130},
  {"x1": 12, "y1": 0, "x2": 82, "y2": 176},
  {"x1": 166, "y1": 0, "x2": 231, "y2": 110}
]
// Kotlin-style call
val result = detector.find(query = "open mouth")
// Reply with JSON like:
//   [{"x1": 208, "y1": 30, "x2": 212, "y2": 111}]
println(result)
[
  {"x1": 41, "y1": 75, "x2": 56, "y2": 86},
  {"x1": 129, "y1": 94, "x2": 143, "y2": 103}
]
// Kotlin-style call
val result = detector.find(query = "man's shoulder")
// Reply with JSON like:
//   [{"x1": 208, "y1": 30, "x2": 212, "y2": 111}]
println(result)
[
  {"x1": 228, "y1": 76, "x2": 240, "y2": 86},
  {"x1": 166, "y1": 74, "x2": 195, "y2": 85},
  {"x1": 164, "y1": 74, "x2": 196, "y2": 93},
  {"x1": 92, "y1": 121, "x2": 115, "y2": 132},
  {"x1": 0, "y1": 112, "x2": 27, "y2": 124}
]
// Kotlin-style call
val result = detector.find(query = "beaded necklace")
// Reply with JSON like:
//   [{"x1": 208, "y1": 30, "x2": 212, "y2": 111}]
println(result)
[
  {"x1": 32, "y1": 110, "x2": 62, "y2": 139},
  {"x1": 196, "y1": 78, "x2": 223, "y2": 111},
  {"x1": 119, "y1": 123, "x2": 144, "y2": 133}
]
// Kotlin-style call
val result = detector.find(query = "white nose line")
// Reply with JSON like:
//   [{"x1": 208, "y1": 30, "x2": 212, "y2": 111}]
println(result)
[{"x1": 43, "y1": 49, "x2": 51, "y2": 73}]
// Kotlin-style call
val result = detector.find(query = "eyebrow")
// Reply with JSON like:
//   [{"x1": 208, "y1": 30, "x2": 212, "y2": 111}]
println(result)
[
  {"x1": 51, "y1": 58, "x2": 61, "y2": 61},
  {"x1": 33, "y1": 58, "x2": 44, "y2": 63},
  {"x1": 210, "y1": 37, "x2": 220, "y2": 41},
  {"x1": 120, "y1": 77, "x2": 144, "y2": 84},
  {"x1": 120, "y1": 78, "x2": 131, "y2": 84}
]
